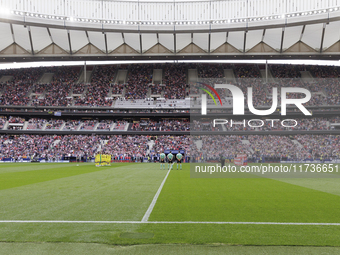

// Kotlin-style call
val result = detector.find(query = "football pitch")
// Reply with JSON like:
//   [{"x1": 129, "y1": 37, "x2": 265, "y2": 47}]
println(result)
[{"x1": 1, "y1": 162, "x2": 340, "y2": 254}]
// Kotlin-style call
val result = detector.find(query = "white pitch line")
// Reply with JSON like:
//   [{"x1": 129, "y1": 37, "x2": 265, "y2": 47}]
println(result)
[
  {"x1": 1, "y1": 220, "x2": 340, "y2": 226},
  {"x1": 141, "y1": 163, "x2": 173, "y2": 222}
]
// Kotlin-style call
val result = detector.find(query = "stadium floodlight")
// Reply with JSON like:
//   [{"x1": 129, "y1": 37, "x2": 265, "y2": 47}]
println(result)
[{"x1": 69, "y1": 17, "x2": 75, "y2": 22}]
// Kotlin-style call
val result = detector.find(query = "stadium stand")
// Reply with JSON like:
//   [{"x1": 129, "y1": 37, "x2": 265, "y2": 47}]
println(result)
[{"x1": 0, "y1": 63, "x2": 339, "y2": 163}]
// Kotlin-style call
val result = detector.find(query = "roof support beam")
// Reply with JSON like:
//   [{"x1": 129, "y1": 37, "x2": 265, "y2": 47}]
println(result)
[
  {"x1": 174, "y1": 33, "x2": 176, "y2": 53},
  {"x1": 262, "y1": 29, "x2": 266, "y2": 41},
  {"x1": 85, "y1": 31, "x2": 90, "y2": 44},
  {"x1": 208, "y1": 32, "x2": 211, "y2": 53},
  {"x1": 280, "y1": 27, "x2": 285, "y2": 53},
  {"x1": 139, "y1": 33, "x2": 142, "y2": 54},
  {"x1": 9, "y1": 23, "x2": 15, "y2": 43},
  {"x1": 104, "y1": 32, "x2": 108, "y2": 54},
  {"x1": 320, "y1": 23, "x2": 326, "y2": 53},
  {"x1": 243, "y1": 31, "x2": 247, "y2": 53},
  {"x1": 27, "y1": 26, "x2": 34, "y2": 55},
  {"x1": 67, "y1": 30, "x2": 72, "y2": 54},
  {"x1": 300, "y1": 25, "x2": 306, "y2": 41},
  {"x1": 122, "y1": 33, "x2": 125, "y2": 43},
  {"x1": 47, "y1": 27, "x2": 54, "y2": 43}
]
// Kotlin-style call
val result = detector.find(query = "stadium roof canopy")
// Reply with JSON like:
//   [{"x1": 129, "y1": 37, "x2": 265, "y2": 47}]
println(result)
[{"x1": 0, "y1": 0, "x2": 340, "y2": 62}]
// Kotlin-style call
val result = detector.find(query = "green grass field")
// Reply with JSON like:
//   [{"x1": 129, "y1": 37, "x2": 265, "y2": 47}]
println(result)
[{"x1": 1, "y1": 162, "x2": 340, "y2": 254}]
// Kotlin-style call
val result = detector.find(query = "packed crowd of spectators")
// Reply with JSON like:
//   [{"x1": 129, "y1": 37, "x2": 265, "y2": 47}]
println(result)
[
  {"x1": 96, "y1": 120, "x2": 113, "y2": 131},
  {"x1": 163, "y1": 64, "x2": 187, "y2": 99},
  {"x1": 7, "y1": 116, "x2": 25, "y2": 129},
  {"x1": 101, "y1": 135, "x2": 150, "y2": 159},
  {"x1": 152, "y1": 135, "x2": 191, "y2": 155},
  {"x1": 26, "y1": 118, "x2": 47, "y2": 130},
  {"x1": 74, "y1": 65, "x2": 117, "y2": 106},
  {"x1": 125, "y1": 65, "x2": 153, "y2": 99},
  {"x1": 0, "y1": 63, "x2": 340, "y2": 107},
  {"x1": 0, "y1": 133, "x2": 339, "y2": 161},
  {"x1": 45, "y1": 119, "x2": 64, "y2": 130},
  {"x1": 200, "y1": 135, "x2": 251, "y2": 160},
  {"x1": 295, "y1": 135, "x2": 340, "y2": 159}
]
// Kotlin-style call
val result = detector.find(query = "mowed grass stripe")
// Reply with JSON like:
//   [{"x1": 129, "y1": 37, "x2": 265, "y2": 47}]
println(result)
[
  {"x1": 0, "y1": 163, "x2": 167, "y2": 221},
  {"x1": 0, "y1": 163, "x2": 127, "y2": 190},
  {"x1": 149, "y1": 164, "x2": 340, "y2": 223},
  {"x1": 0, "y1": 163, "x2": 86, "y2": 174}
]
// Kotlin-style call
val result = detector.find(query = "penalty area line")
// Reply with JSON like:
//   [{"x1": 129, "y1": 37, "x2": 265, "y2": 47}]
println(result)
[
  {"x1": 1, "y1": 220, "x2": 340, "y2": 226},
  {"x1": 141, "y1": 163, "x2": 173, "y2": 222}
]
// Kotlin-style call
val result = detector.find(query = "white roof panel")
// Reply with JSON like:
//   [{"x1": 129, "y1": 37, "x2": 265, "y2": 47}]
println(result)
[
  {"x1": 193, "y1": 33, "x2": 209, "y2": 52},
  {"x1": 0, "y1": 23, "x2": 13, "y2": 51},
  {"x1": 323, "y1": 21, "x2": 340, "y2": 50},
  {"x1": 228, "y1": 31, "x2": 244, "y2": 51},
  {"x1": 210, "y1": 32, "x2": 226, "y2": 52},
  {"x1": 69, "y1": 30, "x2": 88, "y2": 53},
  {"x1": 30, "y1": 26, "x2": 52, "y2": 53},
  {"x1": 245, "y1": 30, "x2": 263, "y2": 51},
  {"x1": 263, "y1": 28, "x2": 282, "y2": 51},
  {"x1": 106, "y1": 33, "x2": 124, "y2": 52},
  {"x1": 282, "y1": 26, "x2": 303, "y2": 51},
  {"x1": 176, "y1": 33, "x2": 191, "y2": 52},
  {"x1": 141, "y1": 33, "x2": 157, "y2": 52},
  {"x1": 12, "y1": 24, "x2": 31, "y2": 53},
  {"x1": 301, "y1": 23, "x2": 323, "y2": 50},
  {"x1": 124, "y1": 33, "x2": 140, "y2": 52},
  {"x1": 49, "y1": 28, "x2": 70, "y2": 53},
  {"x1": 159, "y1": 34, "x2": 174, "y2": 52},
  {"x1": 88, "y1": 31, "x2": 106, "y2": 52}
]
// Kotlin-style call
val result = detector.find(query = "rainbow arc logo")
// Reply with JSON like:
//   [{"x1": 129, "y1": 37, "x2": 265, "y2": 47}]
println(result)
[{"x1": 197, "y1": 82, "x2": 223, "y2": 106}]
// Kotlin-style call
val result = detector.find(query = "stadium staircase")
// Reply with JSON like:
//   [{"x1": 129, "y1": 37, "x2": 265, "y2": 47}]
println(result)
[
  {"x1": 0, "y1": 75, "x2": 13, "y2": 83},
  {"x1": 241, "y1": 140, "x2": 254, "y2": 154},
  {"x1": 3, "y1": 121, "x2": 9, "y2": 130},
  {"x1": 78, "y1": 69, "x2": 93, "y2": 84},
  {"x1": 147, "y1": 140, "x2": 155, "y2": 155},
  {"x1": 188, "y1": 69, "x2": 198, "y2": 84},
  {"x1": 122, "y1": 87, "x2": 126, "y2": 97},
  {"x1": 76, "y1": 123, "x2": 83, "y2": 131},
  {"x1": 224, "y1": 69, "x2": 237, "y2": 83},
  {"x1": 194, "y1": 139, "x2": 202, "y2": 150},
  {"x1": 93, "y1": 123, "x2": 100, "y2": 130},
  {"x1": 23, "y1": 121, "x2": 28, "y2": 130},
  {"x1": 291, "y1": 139, "x2": 303, "y2": 148},
  {"x1": 259, "y1": 68, "x2": 276, "y2": 84},
  {"x1": 59, "y1": 122, "x2": 66, "y2": 131},
  {"x1": 115, "y1": 70, "x2": 128, "y2": 84},
  {"x1": 152, "y1": 69, "x2": 163, "y2": 84},
  {"x1": 300, "y1": 71, "x2": 315, "y2": 83},
  {"x1": 107, "y1": 87, "x2": 113, "y2": 97},
  {"x1": 52, "y1": 139, "x2": 61, "y2": 147},
  {"x1": 38, "y1": 73, "x2": 54, "y2": 84},
  {"x1": 147, "y1": 87, "x2": 151, "y2": 98}
]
